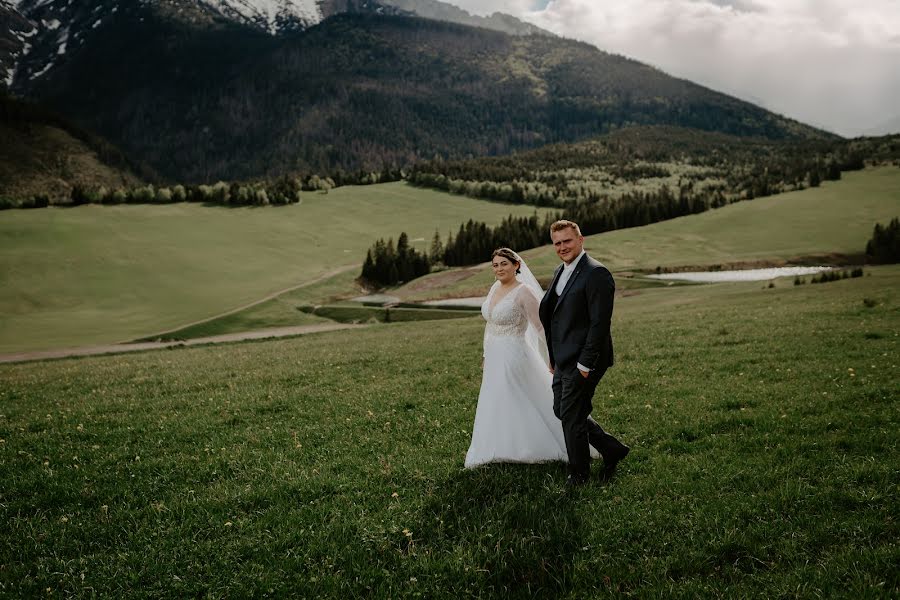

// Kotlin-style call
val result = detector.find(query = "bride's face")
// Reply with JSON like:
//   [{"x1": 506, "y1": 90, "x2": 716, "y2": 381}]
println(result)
[{"x1": 491, "y1": 257, "x2": 518, "y2": 284}]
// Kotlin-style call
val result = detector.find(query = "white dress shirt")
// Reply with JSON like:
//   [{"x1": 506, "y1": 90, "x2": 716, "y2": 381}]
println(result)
[
  {"x1": 554, "y1": 250, "x2": 591, "y2": 373},
  {"x1": 555, "y1": 249, "x2": 586, "y2": 295}
]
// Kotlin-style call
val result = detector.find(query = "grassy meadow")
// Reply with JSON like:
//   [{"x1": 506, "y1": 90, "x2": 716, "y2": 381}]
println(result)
[
  {"x1": 1, "y1": 262, "x2": 896, "y2": 597},
  {"x1": 0, "y1": 182, "x2": 551, "y2": 353},
  {"x1": 131, "y1": 166, "x2": 900, "y2": 343}
]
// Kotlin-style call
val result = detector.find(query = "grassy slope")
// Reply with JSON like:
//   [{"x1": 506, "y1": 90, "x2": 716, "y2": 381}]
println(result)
[
  {"x1": 0, "y1": 265, "x2": 896, "y2": 597},
  {"x1": 0, "y1": 120, "x2": 141, "y2": 201},
  {"x1": 0, "y1": 182, "x2": 549, "y2": 353},
  {"x1": 400, "y1": 166, "x2": 900, "y2": 301}
]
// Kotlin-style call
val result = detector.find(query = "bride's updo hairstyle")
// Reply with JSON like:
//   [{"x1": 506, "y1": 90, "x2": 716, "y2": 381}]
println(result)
[{"x1": 492, "y1": 247, "x2": 521, "y2": 274}]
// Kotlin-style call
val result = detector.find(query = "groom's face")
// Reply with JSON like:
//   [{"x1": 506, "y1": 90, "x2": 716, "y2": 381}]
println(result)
[{"x1": 551, "y1": 227, "x2": 584, "y2": 265}]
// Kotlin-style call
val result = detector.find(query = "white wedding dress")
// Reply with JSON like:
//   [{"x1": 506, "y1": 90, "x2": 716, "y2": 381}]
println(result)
[{"x1": 464, "y1": 280, "x2": 571, "y2": 468}]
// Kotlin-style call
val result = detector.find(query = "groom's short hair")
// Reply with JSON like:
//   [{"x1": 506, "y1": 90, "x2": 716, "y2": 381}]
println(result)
[{"x1": 550, "y1": 220, "x2": 582, "y2": 237}]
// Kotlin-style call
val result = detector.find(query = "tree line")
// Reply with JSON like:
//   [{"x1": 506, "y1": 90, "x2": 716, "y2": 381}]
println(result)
[
  {"x1": 360, "y1": 213, "x2": 558, "y2": 287},
  {"x1": 361, "y1": 232, "x2": 432, "y2": 287},
  {"x1": 0, "y1": 168, "x2": 407, "y2": 210}
]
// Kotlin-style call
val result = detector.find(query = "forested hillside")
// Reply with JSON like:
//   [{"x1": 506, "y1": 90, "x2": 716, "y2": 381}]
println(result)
[
  {"x1": 398, "y1": 127, "x2": 900, "y2": 270},
  {"x1": 0, "y1": 92, "x2": 143, "y2": 202},
  {"x1": 14, "y1": 8, "x2": 832, "y2": 183}
]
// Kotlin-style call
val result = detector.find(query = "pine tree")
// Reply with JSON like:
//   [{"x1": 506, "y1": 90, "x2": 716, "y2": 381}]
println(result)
[
  {"x1": 361, "y1": 249, "x2": 375, "y2": 280},
  {"x1": 429, "y1": 229, "x2": 444, "y2": 264}
]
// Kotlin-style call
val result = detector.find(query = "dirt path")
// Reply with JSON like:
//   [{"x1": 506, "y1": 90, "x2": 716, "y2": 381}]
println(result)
[
  {"x1": 0, "y1": 323, "x2": 365, "y2": 365},
  {"x1": 128, "y1": 264, "x2": 360, "y2": 343}
]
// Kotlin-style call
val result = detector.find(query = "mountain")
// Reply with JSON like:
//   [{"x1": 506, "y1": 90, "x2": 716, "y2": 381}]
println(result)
[
  {"x1": 378, "y1": 0, "x2": 548, "y2": 36},
  {"x1": 2, "y1": 1, "x2": 834, "y2": 186},
  {"x1": 0, "y1": 0, "x2": 547, "y2": 87},
  {"x1": 201, "y1": 0, "x2": 323, "y2": 33},
  {"x1": 0, "y1": 0, "x2": 32, "y2": 88}
]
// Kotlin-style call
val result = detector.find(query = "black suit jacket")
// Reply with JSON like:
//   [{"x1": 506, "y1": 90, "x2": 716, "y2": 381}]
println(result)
[{"x1": 539, "y1": 253, "x2": 615, "y2": 371}]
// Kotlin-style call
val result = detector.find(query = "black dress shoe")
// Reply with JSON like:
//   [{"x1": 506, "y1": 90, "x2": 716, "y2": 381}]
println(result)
[
  {"x1": 600, "y1": 445, "x2": 630, "y2": 482},
  {"x1": 566, "y1": 473, "x2": 589, "y2": 487}
]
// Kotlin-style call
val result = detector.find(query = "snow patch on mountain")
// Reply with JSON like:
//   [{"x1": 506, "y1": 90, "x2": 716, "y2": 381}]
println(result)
[
  {"x1": 200, "y1": 0, "x2": 321, "y2": 33},
  {"x1": 56, "y1": 26, "x2": 66, "y2": 54},
  {"x1": 29, "y1": 59, "x2": 51, "y2": 79}
]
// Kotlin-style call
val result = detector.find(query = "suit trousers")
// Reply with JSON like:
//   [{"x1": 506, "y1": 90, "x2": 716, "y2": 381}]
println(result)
[{"x1": 552, "y1": 366, "x2": 626, "y2": 477}]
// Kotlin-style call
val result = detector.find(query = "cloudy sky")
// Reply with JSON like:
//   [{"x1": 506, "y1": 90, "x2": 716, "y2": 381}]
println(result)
[{"x1": 444, "y1": 0, "x2": 900, "y2": 137}]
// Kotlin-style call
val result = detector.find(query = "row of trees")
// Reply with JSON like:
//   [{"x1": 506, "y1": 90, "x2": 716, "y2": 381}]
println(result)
[
  {"x1": 360, "y1": 213, "x2": 559, "y2": 287},
  {"x1": 70, "y1": 177, "x2": 304, "y2": 207},
  {"x1": 1, "y1": 168, "x2": 406, "y2": 210},
  {"x1": 360, "y1": 232, "x2": 432, "y2": 287},
  {"x1": 865, "y1": 218, "x2": 900, "y2": 264},
  {"x1": 408, "y1": 150, "x2": 851, "y2": 210},
  {"x1": 441, "y1": 214, "x2": 555, "y2": 267},
  {"x1": 794, "y1": 268, "x2": 865, "y2": 285},
  {"x1": 424, "y1": 184, "x2": 721, "y2": 272}
]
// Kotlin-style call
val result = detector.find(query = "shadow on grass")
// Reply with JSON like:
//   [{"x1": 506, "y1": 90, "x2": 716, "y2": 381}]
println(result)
[{"x1": 406, "y1": 462, "x2": 586, "y2": 597}]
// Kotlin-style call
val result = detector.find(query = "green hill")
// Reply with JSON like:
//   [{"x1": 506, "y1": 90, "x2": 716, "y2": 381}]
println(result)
[
  {"x1": 2, "y1": 165, "x2": 894, "y2": 354},
  {"x1": 87, "y1": 166, "x2": 900, "y2": 343},
  {"x1": 0, "y1": 182, "x2": 552, "y2": 353}
]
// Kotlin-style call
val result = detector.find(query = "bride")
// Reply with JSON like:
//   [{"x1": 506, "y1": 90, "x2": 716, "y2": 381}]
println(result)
[{"x1": 465, "y1": 248, "x2": 594, "y2": 468}]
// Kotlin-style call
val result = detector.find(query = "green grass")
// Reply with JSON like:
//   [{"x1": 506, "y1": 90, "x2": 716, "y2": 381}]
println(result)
[
  {"x1": 399, "y1": 166, "x2": 900, "y2": 301},
  {"x1": 1, "y1": 265, "x2": 896, "y2": 597},
  {"x1": 0, "y1": 183, "x2": 550, "y2": 353},
  {"x1": 134, "y1": 303, "x2": 332, "y2": 342},
  {"x1": 140, "y1": 268, "x2": 366, "y2": 342}
]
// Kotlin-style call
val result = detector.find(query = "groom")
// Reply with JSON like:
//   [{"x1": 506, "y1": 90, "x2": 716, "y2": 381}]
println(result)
[{"x1": 539, "y1": 220, "x2": 629, "y2": 486}]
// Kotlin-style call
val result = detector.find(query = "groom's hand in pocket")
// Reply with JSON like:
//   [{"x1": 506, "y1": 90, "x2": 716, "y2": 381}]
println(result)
[{"x1": 578, "y1": 368, "x2": 590, "y2": 379}]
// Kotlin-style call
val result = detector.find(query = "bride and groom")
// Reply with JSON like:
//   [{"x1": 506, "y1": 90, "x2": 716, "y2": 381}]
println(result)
[{"x1": 464, "y1": 220, "x2": 629, "y2": 486}]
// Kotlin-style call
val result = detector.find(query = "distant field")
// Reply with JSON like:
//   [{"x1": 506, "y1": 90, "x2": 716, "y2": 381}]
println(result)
[
  {"x1": 1, "y1": 265, "x2": 895, "y2": 597},
  {"x1": 0, "y1": 183, "x2": 550, "y2": 353},
  {"x1": 400, "y1": 166, "x2": 900, "y2": 301},
  {"x1": 139, "y1": 166, "x2": 900, "y2": 341}
]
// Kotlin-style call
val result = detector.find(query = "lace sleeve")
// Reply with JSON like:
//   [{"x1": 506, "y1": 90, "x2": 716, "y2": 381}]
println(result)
[
  {"x1": 518, "y1": 285, "x2": 550, "y2": 367},
  {"x1": 518, "y1": 285, "x2": 544, "y2": 335},
  {"x1": 482, "y1": 281, "x2": 498, "y2": 358}
]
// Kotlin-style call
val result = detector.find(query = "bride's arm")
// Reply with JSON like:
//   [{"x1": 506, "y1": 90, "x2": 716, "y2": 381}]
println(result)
[
  {"x1": 520, "y1": 286, "x2": 545, "y2": 335},
  {"x1": 519, "y1": 286, "x2": 551, "y2": 367}
]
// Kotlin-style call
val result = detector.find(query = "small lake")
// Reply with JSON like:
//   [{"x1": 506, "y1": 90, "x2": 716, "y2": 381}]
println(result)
[
  {"x1": 352, "y1": 294, "x2": 401, "y2": 304},
  {"x1": 646, "y1": 266, "x2": 833, "y2": 283}
]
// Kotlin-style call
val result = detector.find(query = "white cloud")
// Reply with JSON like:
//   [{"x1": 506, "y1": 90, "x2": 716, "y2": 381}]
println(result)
[{"x1": 445, "y1": 0, "x2": 900, "y2": 136}]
